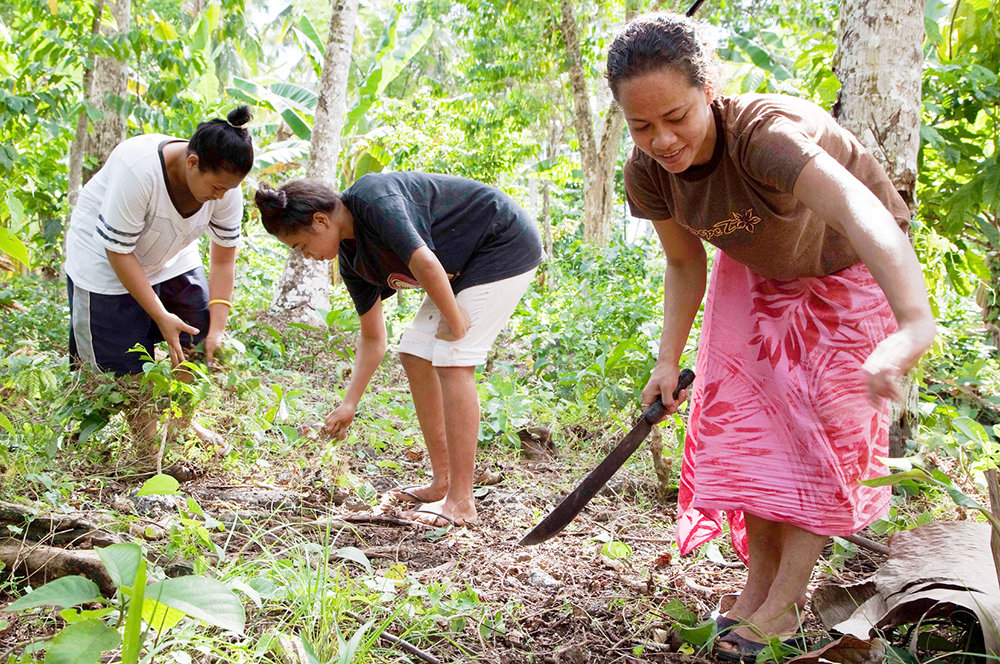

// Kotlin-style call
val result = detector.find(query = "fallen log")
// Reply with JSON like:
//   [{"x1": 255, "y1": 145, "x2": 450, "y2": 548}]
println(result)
[
  {"x1": 0, "y1": 501, "x2": 123, "y2": 548},
  {"x1": 0, "y1": 539, "x2": 116, "y2": 597}
]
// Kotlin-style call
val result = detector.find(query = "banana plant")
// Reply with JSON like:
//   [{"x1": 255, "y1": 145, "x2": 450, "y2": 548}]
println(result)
[{"x1": 229, "y1": 10, "x2": 433, "y2": 186}]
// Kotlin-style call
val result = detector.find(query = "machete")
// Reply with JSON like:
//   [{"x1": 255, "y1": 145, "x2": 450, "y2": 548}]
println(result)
[{"x1": 519, "y1": 368, "x2": 696, "y2": 546}]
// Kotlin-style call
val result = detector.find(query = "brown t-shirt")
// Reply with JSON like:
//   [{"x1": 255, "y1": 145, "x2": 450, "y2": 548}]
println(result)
[{"x1": 624, "y1": 94, "x2": 910, "y2": 279}]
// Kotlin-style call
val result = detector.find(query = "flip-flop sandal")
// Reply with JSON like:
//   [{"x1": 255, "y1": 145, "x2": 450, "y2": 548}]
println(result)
[
  {"x1": 409, "y1": 506, "x2": 457, "y2": 528},
  {"x1": 715, "y1": 615, "x2": 739, "y2": 634},
  {"x1": 713, "y1": 632, "x2": 807, "y2": 662},
  {"x1": 389, "y1": 485, "x2": 427, "y2": 503}
]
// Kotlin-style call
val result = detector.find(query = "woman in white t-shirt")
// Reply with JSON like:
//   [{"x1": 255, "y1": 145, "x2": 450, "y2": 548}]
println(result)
[
  {"x1": 65, "y1": 106, "x2": 253, "y2": 453},
  {"x1": 66, "y1": 105, "x2": 253, "y2": 373}
]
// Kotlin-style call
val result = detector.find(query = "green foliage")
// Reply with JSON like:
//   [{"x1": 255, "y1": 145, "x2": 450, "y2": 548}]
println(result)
[{"x1": 2, "y1": 542, "x2": 245, "y2": 664}]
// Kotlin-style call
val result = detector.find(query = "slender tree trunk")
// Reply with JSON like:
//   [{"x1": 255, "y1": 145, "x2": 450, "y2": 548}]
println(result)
[
  {"x1": 83, "y1": 0, "x2": 130, "y2": 180},
  {"x1": 988, "y1": 469, "x2": 1000, "y2": 592},
  {"x1": 833, "y1": 0, "x2": 923, "y2": 457},
  {"x1": 558, "y1": 0, "x2": 635, "y2": 247},
  {"x1": 271, "y1": 0, "x2": 358, "y2": 325},
  {"x1": 981, "y1": 227, "x2": 1000, "y2": 356},
  {"x1": 67, "y1": 0, "x2": 106, "y2": 211}
]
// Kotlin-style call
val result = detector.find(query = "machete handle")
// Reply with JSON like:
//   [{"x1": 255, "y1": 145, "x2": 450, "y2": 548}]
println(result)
[{"x1": 643, "y1": 368, "x2": 696, "y2": 424}]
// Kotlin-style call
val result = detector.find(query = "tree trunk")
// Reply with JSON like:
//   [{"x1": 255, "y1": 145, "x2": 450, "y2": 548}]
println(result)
[
  {"x1": 558, "y1": 0, "x2": 629, "y2": 248},
  {"x1": 83, "y1": 0, "x2": 130, "y2": 181},
  {"x1": 558, "y1": 0, "x2": 637, "y2": 247},
  {"x1": 988, "y1": 469, "x2": 1000, "y2": 592},
  {"x1": 270, "y1": 0, "x2": 358, "y2": 326},
  {"x1": 833, "y1": 0, "x2": 923, "y2": 457},
  {"x1": 66, "y1": 0, "x2": 106, "y2": 212}
]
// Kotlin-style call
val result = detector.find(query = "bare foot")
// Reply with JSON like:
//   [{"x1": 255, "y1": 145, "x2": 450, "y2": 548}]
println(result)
[
  {"x1": 388, "y1": 483, "x2": 448, "y2": 504},
  {"x1": 405, "y1": 497, "x2": 477, "y2": 527}
]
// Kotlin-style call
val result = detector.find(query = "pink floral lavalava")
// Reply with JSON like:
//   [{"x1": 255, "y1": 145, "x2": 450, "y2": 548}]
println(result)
[{"x1": 676, "y1": 251, "x2": 898, "y2": 564}]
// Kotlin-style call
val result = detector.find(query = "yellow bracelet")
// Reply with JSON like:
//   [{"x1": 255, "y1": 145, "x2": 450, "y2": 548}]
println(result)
[{"x1": 208, "y1": 299, "x2": 233, "y2": 309}]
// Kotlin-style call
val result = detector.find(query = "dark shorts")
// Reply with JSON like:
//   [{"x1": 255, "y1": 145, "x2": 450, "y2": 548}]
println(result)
[{"x1": 68, "y1": 267, "x2": 210, "y2": 375}]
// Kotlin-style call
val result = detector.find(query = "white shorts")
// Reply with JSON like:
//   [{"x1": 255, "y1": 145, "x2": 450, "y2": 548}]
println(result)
[{"x1": 397, "y1": 269, "x2": 536, "y2": 367}]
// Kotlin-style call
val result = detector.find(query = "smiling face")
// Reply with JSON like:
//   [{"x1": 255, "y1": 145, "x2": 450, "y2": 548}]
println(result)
[
  {"x1": 277, "y1": 213, "x2": 342, "y2": 262},
  {"x1": 617, "y1": 66, "x2": 717, "y2": 173},
  {"x1": 185, "y1": 156, "x2": 246, "y2": 203}
]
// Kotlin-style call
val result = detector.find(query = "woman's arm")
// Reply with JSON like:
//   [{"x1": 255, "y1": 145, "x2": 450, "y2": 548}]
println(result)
[
  {"x1": 205, "y1": 242, "x2": 237, "y2": 367},
  {"x1": 643, "y1": 217, "x2": 708, "y2": 417},
  {"x1": 407, "y1": 246, "x2": 470, "y2": 341},
  {"x1": 792, "y1": 152, "x2": 936, "y2": 402},
  {"x1": 106, "y1": 249, "x2": 198, "y2": 367},
  {"x1": 326, "y1": 299, "x2": 388, "y2": 438}
]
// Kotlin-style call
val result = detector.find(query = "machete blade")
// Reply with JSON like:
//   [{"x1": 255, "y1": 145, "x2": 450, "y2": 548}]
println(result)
[{"x1": 519, "y1": 368, "x2": 695, "y2": 546}]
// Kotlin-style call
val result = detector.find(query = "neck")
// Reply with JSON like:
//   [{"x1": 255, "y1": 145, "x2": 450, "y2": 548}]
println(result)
[
  {"x1": 693, "y1": 103, "x2": 717, "y2": 166},
  {"x1": 163, "y1": 142, "x2": 192, "y2": 193},
  {"x1": 336, "y1": 205, "x2": 355, "y2": 240}
]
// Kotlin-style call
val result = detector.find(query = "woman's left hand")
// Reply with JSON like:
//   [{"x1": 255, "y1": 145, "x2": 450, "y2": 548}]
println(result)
[
  {"x1": 861, "y1": 320, "x2": 936, "y2": 405},
  {"x1": 436, "y1": 307, "x2": 471, "y2": 341}
]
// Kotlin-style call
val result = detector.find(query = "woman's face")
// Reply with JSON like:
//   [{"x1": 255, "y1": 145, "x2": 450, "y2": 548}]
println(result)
[
  {"x1": 617, "y1": 67, "x2": 716, "y2": 173},
  {"x1": 185, "y1": 157, "x2": 245, "y2": 203},
  {"x1": 278, "y1": 214, "x2": 341, "y2": 261}
]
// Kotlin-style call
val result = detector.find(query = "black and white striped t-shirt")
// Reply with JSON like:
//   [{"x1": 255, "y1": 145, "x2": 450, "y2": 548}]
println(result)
[{"x1": 65, "y1": 134, "x2": 243, "y2": 295}]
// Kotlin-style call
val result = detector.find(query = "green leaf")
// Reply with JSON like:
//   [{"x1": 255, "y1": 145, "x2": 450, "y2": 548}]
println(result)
[
  {"x1": 228, "y1": 78, "x2": 312, "y2": 140},
  {"x1": 144, "y1": 576, "x2": 245, "y2": 634},
  {"x1": 152, "y1": 20, "x2": 178, "y2": 41},
  {"x1": 96, "y1": 543, "x2": 142, "y2": 590},
  {"x1": 136, "y1": 474, "x2": 179, "y2": 496},
  {"x1": 121, "y1": 558, "x2": 145, "y2": 664},
  {"x1": 190, "y1": 14, "x2": 210, "y2": 51},
  {"x1": 729, "y1": 32, "x2": 793, "y2": 80},
  {"x1": 142, "y1": 597, "x2": 186, "y2": 632},
  {"x1": 298, "y1": 14, "x2": 325, "y2": 56},
  {"x1": 600, "y1": 540, "x2": 632, "y2": 560},
  {"x1": 271, "y1": 83, "x2": 318, "y2": 110},
  {"x1": 335, "y1": 546, "x2": 373, "y2": 574},
  {"x1": 43, "y1": 618, "x2": 120, "y2": 664},
  {"x1": 0, "y1": 408, "x2": 13, "y2": 435},
  {"x1": 0, "y1": 227, "x2": 31, "y2": 266},
  {"x1": 58, "y1": 607, "x2": 114, "y2": 624},
  {"x1": 254, "y1": 139, "x2": 310, "y2": 174},
  {"x1": 677, "y1": 620, "x2": 715, "y2": 646},
  {"x1": 5, "y1": 576, "x2": 103, "y2": 611},
  {"x1": 5, "y1": 191, "x2": 24, "y2": 227}
]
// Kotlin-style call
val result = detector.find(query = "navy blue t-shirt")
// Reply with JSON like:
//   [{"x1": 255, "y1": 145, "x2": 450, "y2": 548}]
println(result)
[{"x1": 338, "y1": 172, "x2": 543, "y2": 315}]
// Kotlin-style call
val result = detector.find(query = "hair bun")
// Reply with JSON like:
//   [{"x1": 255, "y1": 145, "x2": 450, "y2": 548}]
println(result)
[
  {"x1": 254, "y1": 184, "x2": 287, "y2": 213},
  {"x1": 226, "y1": 105, "x2": 252, "y2": 129}
]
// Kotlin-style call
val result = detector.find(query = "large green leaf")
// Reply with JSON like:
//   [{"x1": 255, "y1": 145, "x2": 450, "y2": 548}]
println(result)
[
  {"x1": 144, "y1": 576, "x2": 245, "y2": 634},
  {"x1": 5, "y1": 576, "x2": 103, "y2": 611},
  {"x1": 136, "y1": 473, "x2": 179, "y2": 497},
  {"x1": 344, "y1": 20, "x2": 433, "y2": 133},
  {"x1": 43, "y1": 618, "x2": 120, "y2": 664},
  {"x1": 297, "y1": 14, "x2": 325, "y2": 56},
  {"x1": 729, "y1": 32, "x2": 793, "y2": 81},
  {"x1": 271, "y1": 83, "x2": 318, "y2": 110},
  {"x1": 228, "y1": 78, "x2": 311, "y2": 140},
  {"x1": 0, "y1": 226, "x2": 30, "y2": 266},
  {"x1": 96, "y1": 543, "x2": 142, "y2": 591},
  {"x1": 254, "y1": 140, "x2": 310, "y2": 174}
]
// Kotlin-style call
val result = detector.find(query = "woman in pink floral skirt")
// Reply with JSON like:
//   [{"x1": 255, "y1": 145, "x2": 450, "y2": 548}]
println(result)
[{"x1": 606, "y1": 13, "x2": 936, "y2": 660}]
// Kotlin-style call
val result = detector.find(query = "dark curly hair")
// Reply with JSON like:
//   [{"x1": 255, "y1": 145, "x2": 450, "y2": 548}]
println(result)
[{"x1": 606, "y1": 13, "x2": 720, "y2": 101}]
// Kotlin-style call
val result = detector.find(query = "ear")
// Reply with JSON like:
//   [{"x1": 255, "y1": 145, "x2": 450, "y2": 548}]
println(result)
[
  {"x1": 186, "y1": 153, "x2": 200, "y2": 171},
  {"x1": 312, "y1": 211, "x2": 330, "y2": 228},
  {"x1": 703, "y1": 80, "x2": 717, "y2": 105}
]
